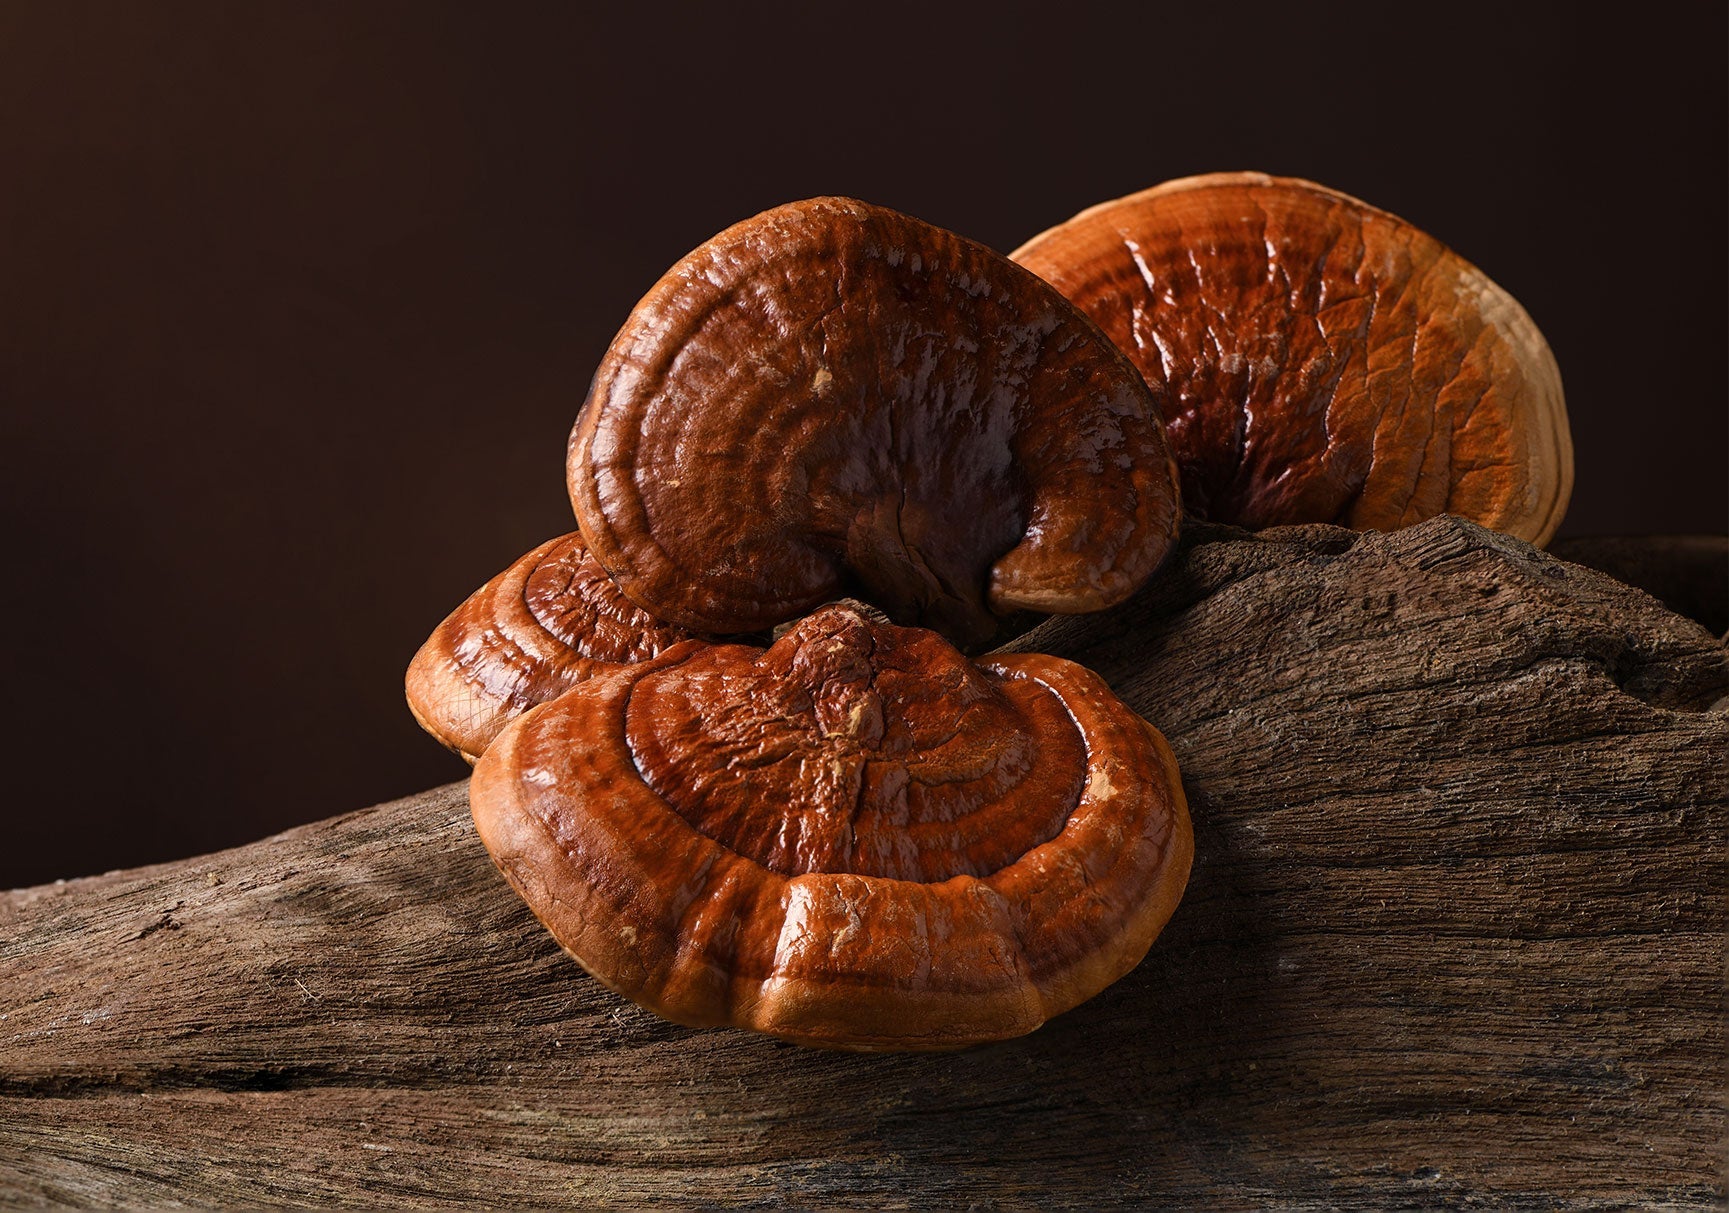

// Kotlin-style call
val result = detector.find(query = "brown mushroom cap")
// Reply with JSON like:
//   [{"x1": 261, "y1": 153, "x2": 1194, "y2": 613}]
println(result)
[
  {"x1": 469, "y1": 602, "x2": 1193, "y2": 1050},
  {"x1": 1012, "y1": 172, "x2": 1573, "y2": 545},
  {"x1": 568, "y1": 196, "x2": 1182, "y2": 651},
  {"x1": 405, "y1": 531, "x2": 697, "y2": 762}
]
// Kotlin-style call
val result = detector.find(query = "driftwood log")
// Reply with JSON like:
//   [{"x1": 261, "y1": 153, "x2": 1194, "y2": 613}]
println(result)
[
  {"x1": 3, "y1": 518, "x2": 1725, "y2": 1208},
  {"x1": 1549, "y1": 535, "x2": 1728, "y2": 639}
]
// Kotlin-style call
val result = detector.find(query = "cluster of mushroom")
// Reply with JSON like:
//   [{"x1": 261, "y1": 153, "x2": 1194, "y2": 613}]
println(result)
[{"x1": 408, "y1": 173, "x2": 1571, "y2": 1050}]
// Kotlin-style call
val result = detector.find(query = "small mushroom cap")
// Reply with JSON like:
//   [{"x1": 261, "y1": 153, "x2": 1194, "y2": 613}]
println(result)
[
  {"x1": 405, "y1": 532, "x2": 696, "y2": 762},
  {"x1": 569, "y1": 196, "x2": 1182, "y2": 651},
  {"x1": 469, "y1": 602, "x2": 1193, "y2": 1050},
  {"x1": 1012, "y1": 172, "x2": 1573, "y2": 545}
]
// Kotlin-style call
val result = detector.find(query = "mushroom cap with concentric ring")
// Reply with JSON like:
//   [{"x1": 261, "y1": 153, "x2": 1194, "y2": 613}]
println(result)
[
  {"x1": 468, "y1": 602, "x2": 1193, "y2": 1050},
  {"x1": 405, "y1": 531, "x2": 698, "y2": 762},
  {"x1": 1012, "y1": 172, "x2": 1573, "y2": 544},
  {"x1": 568, "y1": 196, "x2": 1182, "y2": 652}
]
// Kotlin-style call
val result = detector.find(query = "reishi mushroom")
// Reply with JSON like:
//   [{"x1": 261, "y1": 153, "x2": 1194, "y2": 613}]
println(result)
[
  {"x1": 405, "y1": 531, "x2": 698, "y2": 762},
  {"x1": 469, "y1": 603, "x2": 1193, "y2": 1050},
  {"x1": 413, "y1": 177, "x2": 1582, "y2": 1050},
  {"x1": 1012, "y1": 172, "x2": 1573, "y2": 544},
  {"x1": 410, "y1": 181, "x2": 1579, "y2": 1048},
  {"x1": 568, "y1": 196, "x2": 1183, "y2": 652}
]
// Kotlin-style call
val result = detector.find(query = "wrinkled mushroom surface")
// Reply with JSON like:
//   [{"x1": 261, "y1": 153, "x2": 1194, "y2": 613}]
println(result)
[
  {"x1": 406, "y1": 532, "x2": 697, "y2": 762},
  {"x1": 569, "y1": 196, "x2": 1181, "y2": 651},
  {"x1": 470, "y1": 603, "x2": 1193, "y2": 1050},
  {"x1": 1012, "y1": 172, "x2": 1572, "y2": 544}
]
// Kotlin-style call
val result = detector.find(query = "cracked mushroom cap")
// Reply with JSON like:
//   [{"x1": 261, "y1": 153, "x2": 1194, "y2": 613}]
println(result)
[
  {"x1": 568, "y1": 196, "x2": 1181, "y2": 652},
  {"x1": 405, "y1": 532, "x2": 698, "y2": 762},
  {"x1": 469, "y1": 602, "x2": 1193, "y2": 1050},
  {"x1": 1012, "y1": 172, "x2": 1573, "y2": 545}
]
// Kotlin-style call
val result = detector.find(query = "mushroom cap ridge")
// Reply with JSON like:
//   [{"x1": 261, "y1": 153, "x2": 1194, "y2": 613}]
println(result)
[
  {"x1": 469, "y1": 603, "x2": 1193, "y2": 1050},
  {"x1": 406, "y1": 531, "x2": 697, "y2": 762},
  {"x1": 1013, "y1": 171, "x2": 1573, "y2": 545},
  {"x1": 569, "y1": 196, "x2": 1182, "y2": 651}
]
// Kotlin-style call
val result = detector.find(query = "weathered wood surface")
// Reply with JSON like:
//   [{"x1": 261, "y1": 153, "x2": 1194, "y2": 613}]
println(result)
[
  {"x1": 3, "y1": 517, "x2": 1725, "y2": 1209},
  {"x1": 1549, "y1": 534, "x2": 1727, "y2": 638}
]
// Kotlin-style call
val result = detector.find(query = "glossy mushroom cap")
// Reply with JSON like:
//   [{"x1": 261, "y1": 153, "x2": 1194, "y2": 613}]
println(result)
[
  {"x1": 1013, "y1": 172, "x2": 1573, "y2": 545},
  {"x1": 405, "y1": 532, "x2": 697, "y2": 762},
  {"x1": 569, "y1": 196, "x2": 1182, "y2": 652},
  {"x1": 470, "y1": 602, "x2": 1193, "y2": 1050}
]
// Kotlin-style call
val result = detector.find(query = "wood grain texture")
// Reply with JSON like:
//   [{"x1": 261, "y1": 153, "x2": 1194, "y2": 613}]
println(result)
[
  {"x1": 3, "y1": 517, "x2": 1725, "y2": 1209},
  {"x1": 1550, "y1": 534, "x2": 1727, "y2": 638}
]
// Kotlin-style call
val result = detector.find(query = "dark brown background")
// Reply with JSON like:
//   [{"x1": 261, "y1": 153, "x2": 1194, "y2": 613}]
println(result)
[{"x1": 2, "y1": 2, "x2": 1724, "y2": 888}]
